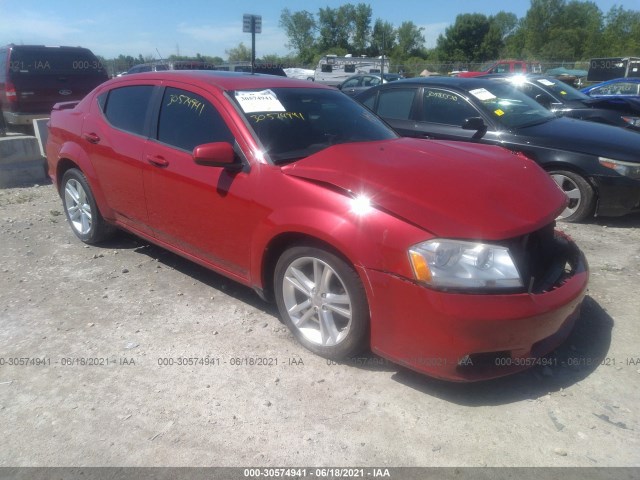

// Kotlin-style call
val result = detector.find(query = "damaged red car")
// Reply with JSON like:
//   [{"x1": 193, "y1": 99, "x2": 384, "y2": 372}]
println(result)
[{"x1": 46, "y1": 71, "x2": 588, "y2": 381}]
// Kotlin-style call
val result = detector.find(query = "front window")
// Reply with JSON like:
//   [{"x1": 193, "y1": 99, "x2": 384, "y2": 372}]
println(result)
[
  {"x1": 157, "y1": 87, "x2": 233, "y2": 152},
  {"x1": 466, "y1": 83, "x2": 555, "y2": 129},
  {"x1": 231, "y1": 87, "x2": 396, "y2": 164},
  {"x1": 422, "y1": 88, "x2": 479, "y2": 126}
]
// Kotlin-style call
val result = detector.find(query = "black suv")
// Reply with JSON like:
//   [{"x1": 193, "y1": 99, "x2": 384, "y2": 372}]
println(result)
[{"x1": 0, "y1": 44, "x2": 108, "y2": 135}]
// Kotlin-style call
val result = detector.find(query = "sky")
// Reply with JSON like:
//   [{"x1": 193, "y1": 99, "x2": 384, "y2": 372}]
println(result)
[{"x1": 0, "y1": 0, "x2": 638, "y2": 61}]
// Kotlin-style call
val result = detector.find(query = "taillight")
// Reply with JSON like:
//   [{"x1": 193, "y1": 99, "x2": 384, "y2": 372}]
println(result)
[{"x1": 5, "y1": 81, "x2": 17, "y2": 104}]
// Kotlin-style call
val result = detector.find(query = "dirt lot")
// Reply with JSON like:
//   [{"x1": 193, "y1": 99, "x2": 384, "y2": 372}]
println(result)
[{"x1": 0, "y1": 182, "x2": 639, "y2": 468}]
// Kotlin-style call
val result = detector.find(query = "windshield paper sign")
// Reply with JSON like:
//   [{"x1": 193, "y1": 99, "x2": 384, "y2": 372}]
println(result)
[{"x1": 235, "y1": 90, "x2": 286, "y2": 113}]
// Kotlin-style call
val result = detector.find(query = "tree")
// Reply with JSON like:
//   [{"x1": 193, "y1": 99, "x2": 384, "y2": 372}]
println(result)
[
  {"x1": 369, "y1": 19, "x2": 396, "y2": 57},
  {"x1": 436, "y1": 14, "x2": 492, "y2": 62},
  {"x1": 225, "y1": 43, "x2": 251, "y2": 62},
  {"x1": 317, "y1": 5, "x2": 356, "y2": 52},
  {"x1": 519, "y1": 0, "x2": 565, "y2": 57},
  {"x1": 602, "y1": 6, "x2": 640, "y2": 56},
  {"x1": 352, "y1": 3, "x2": 373, "y2": 53},
  {"x1": 394, "y1": 21, "x2": 425, "y2": 61},
  {"x1": 491, "y1": 11, "x2": 518, "y2": 40},
  {"x1": 279, "y1": 8, "x2": 317, "y2": 64}
]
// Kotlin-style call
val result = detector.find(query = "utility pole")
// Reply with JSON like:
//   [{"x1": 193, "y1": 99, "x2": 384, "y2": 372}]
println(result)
[
  {"x1": 381, "y1": 30, "x2": 385, "y2": 77},
  {"x1": 243, "y1": 14, "x2": 262, "y2": 74}
]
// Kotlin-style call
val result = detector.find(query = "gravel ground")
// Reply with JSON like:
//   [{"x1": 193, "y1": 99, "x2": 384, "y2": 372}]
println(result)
[{"x1": 0, "y1": 182, "x2": 639, "y2": 468}]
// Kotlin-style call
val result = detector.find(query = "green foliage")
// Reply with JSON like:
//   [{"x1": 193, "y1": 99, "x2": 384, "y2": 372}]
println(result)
[
  {"x1": 369, "y1": 19, "x2": 396, "y2": 57},
  {"x1": 393, "y1": 22, "x2": 426, "y2": 61},
  {"x1": 601, "y1": 6, "x2": 640, "y2": 56},
  {"x1": 101, "y1": 1, "x2": 640, "y2": 72},
  {"x1": 225, "y1": 42, "x2": 251, "y2": 62},
  {"x1": 279, "y1": 8, "x2": 317, "y2": 64}
]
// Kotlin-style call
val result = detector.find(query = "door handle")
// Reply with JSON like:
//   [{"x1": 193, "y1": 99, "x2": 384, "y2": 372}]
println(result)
[
  {"x1": 82, "y1": 132, "x2": 100, "y2": 144},
  {"x1": 146, "y1": 155, "x2": 169, "y2": 167}
]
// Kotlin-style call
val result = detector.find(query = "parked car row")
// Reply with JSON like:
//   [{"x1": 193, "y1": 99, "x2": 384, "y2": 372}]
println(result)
[
  {"x1": 355, "y1": 76, "x2": 640, "y2": 222},
  {"x1": 46, "y1": 70, "x2": 591, "y2": 382}
]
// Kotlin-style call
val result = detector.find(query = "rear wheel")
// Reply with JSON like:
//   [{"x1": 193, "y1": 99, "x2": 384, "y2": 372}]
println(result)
[
  {"x1": 549, "y1": 170, "x2": 595, "y2": 222},
  {"x1": 274, "y1": 246, "x2": 369, "y2": 359},
  {"x1": 61, "y1": 168, "x2": 115, "y2": 243}
]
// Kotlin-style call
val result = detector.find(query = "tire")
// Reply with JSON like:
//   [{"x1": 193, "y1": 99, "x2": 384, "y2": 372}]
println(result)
[
  {"x1": 61, "y1": 168, "x2": 115, "y2": 244},
  {"x1": 548, "y1": 170, "x2": 595, "y2": 222},
  {"x1": 274, "y1": 246, "x2": 369, "y2": 359}
]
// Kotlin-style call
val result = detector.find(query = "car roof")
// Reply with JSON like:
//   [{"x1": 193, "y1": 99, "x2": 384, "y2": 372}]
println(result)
[
  {"x1": 478, "y1": 73, "x2": 550, "y2": 80},
  {"x1": 5, "y1": 44, "x2": 93, "y2": 51},
  {"x1": 381, "y1": 76, "x2": 497, "y2": 90},
  {"x1": 104, "y1": 70, "x2": 332, "y2": 91},
  {"x1": 592, "y1": 77, "x2": 640, "y2": 85}
]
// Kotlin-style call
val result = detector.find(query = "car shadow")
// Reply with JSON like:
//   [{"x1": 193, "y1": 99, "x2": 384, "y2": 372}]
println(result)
[
  {"x1": 388, "y1": 295, "x2": 613, "y2": 405},
  {"x1": 94, "y1": 231, "x2": 278, "y2": 315},
  {"x1": 578, "y1": 211, "x2": 640, "y2": 228}
]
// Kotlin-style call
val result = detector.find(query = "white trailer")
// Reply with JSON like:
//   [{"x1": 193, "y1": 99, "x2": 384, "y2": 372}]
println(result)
[{"x1": 314, "y1": 55, "x2": 390, "y2": 86}]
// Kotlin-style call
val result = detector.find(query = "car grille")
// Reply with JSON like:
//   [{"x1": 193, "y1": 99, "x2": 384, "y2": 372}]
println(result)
[{"x1": 503, "y1": 222, "x2": 582, "y2": 294}]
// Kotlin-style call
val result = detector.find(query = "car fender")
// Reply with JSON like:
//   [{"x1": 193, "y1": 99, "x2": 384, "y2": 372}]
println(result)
[
  {"x1": 249, "y1": 203, "x2": 428, "y2": 293},
  {"x1": 56, "y1": 140, "x2": 115, "y2": 220}
]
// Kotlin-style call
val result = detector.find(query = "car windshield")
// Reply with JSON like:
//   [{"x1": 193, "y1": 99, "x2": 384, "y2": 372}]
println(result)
[
  {"x1": 231, "y1": 87, "x2": 397, "y2": 164},
  {"x1": 530, "y1": 77, "x2": 591, "y2": 101},
  {"x1": 465, "y1": 82, "x2": 556, "y2": 128}
]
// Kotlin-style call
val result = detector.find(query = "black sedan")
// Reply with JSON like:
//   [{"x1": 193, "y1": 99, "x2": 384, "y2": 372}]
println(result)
[
  {"x1": 355, "y1": 77, "x2": 640, "y2": 222},
  {"x1": 480, "y1": 74, "x2": 640, "y2": 132}
]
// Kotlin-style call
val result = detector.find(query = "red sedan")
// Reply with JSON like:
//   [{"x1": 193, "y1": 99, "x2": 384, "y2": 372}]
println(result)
[{"x1": 46, "y1": 71, "x2": 588, "y2": 381}]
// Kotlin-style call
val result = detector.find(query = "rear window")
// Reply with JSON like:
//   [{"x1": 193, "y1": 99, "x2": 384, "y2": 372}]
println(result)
[
  {"x1": 103, "y1": 85, "x2": 154, "y2": 136},
  {"x1": 9, "y1": 48, "x2": 106, "y2": 76}
]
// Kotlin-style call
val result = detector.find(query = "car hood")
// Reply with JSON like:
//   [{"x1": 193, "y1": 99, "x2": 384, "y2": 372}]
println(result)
[
  {"x1": 518, "y1": 117, "x2": 640, "y2": 163},
  {"x1": 281, "y1": 138, "x2": 565, "y2": 240}
]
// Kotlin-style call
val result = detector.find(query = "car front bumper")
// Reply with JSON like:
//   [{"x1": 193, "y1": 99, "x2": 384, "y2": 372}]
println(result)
[
  {"x1": 593, "y1": 174, "x2": 640, "y2": 217},
  {"x1": 362, "y1": 248, "x2": 588, "y2": 382}
]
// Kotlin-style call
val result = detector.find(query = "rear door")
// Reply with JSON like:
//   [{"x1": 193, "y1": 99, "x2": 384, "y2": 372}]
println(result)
[
  {"x1": 8, "y1": 47, "x2": 107, "y2": 114},
  {"x1": 83, "y1": 83, "x2": 156, "y2": 235},
  {"x1": 360, "y1": 87, "x2": 418, "y2": 136}
]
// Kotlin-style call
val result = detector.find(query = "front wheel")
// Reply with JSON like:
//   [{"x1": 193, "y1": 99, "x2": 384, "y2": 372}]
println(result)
[
  {"x1": 61, "y1": 168, "x2": 115, "y2": 243},
  {"x1": 548, "y1": 170, "x2": 595, "y2": 222},
  {"x1": 274, "y1": 246, "x2": 369, "y2": 359}
]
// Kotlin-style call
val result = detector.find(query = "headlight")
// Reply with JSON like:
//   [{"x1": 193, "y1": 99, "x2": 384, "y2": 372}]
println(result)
[
  {"x1": 621, "y1": 116, "x2": 640, "y2": 127},
  {"x1": 598, "y1": 157, "x2": 640, "y2": 180},
  {"x1": 408, "y1": 239, "x2": 523, "y2": 290}
]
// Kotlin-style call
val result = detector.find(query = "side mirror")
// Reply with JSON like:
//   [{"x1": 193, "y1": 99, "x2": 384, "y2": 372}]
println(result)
[
  {"x1": 193, "y1": 142, "x2": 239, "y2": 168},
  {"x1": 462, "y1": 117, "x2": 488, "y2": 139},
  {"x1": 337, "y1": 84, "x2": 343, "y2": 90}
]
